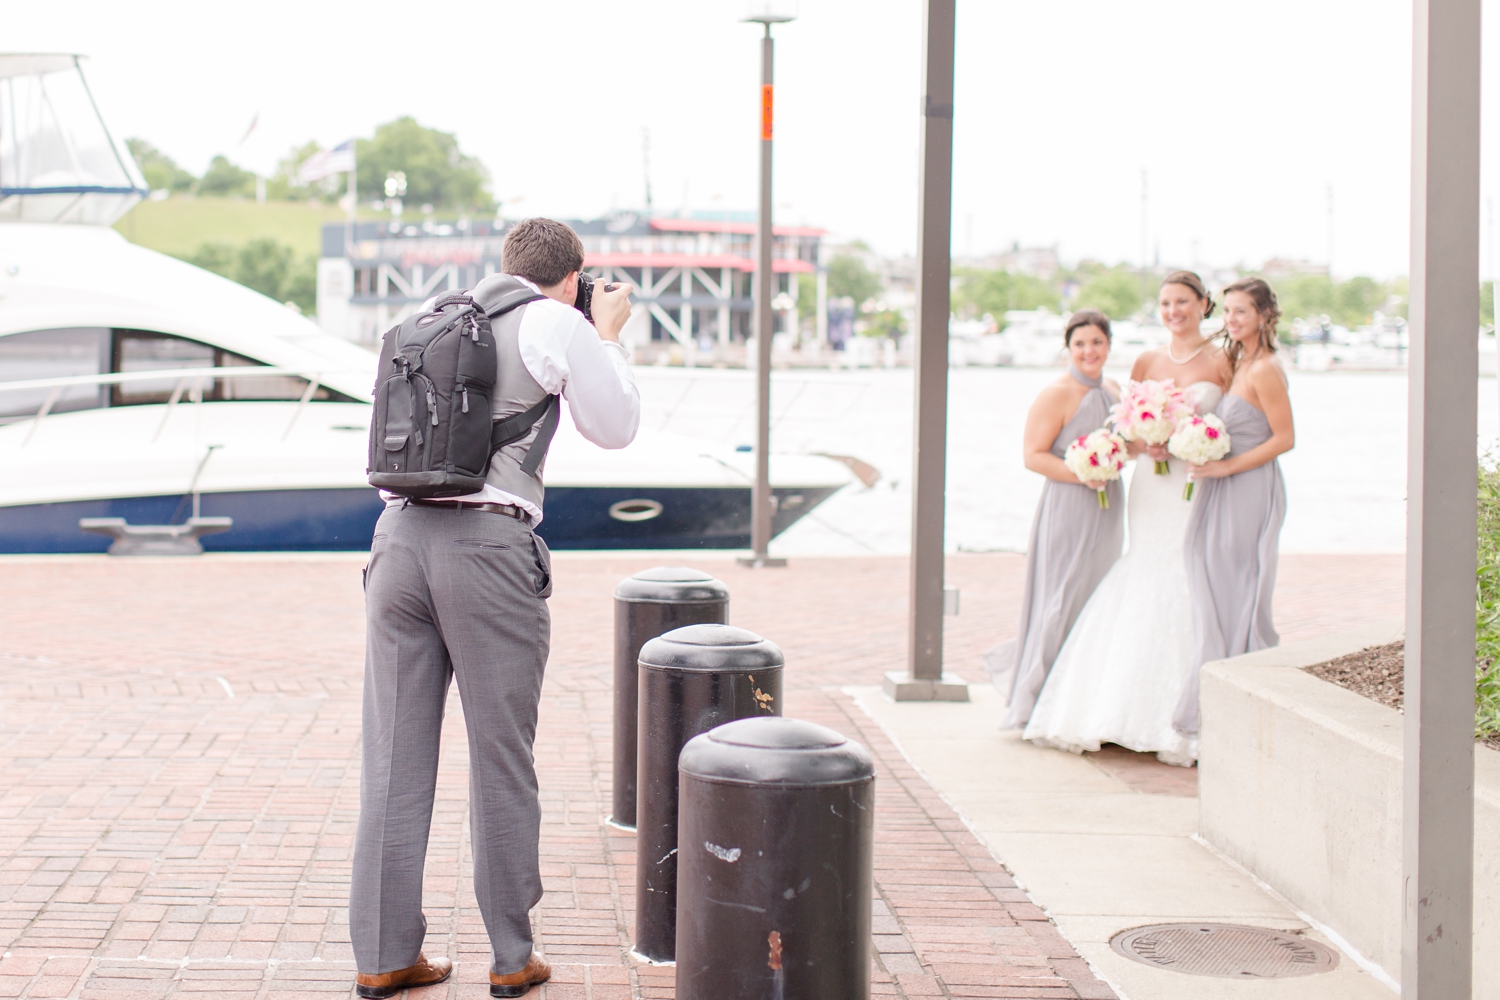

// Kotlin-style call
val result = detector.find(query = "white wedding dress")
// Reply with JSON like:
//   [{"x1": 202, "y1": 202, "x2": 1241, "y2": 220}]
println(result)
[{"x1": 1019, "y1": 381, "x2": 1223, "y2": 766}]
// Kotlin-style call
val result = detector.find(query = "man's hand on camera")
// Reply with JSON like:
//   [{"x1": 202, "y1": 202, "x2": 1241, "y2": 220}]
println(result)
[{"x1": 592, "y1": 282, "x2": 633, "y2": 343}]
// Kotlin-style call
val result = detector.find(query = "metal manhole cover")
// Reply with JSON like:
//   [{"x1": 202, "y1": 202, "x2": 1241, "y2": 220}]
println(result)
[{"x1": 1110, "y1": 923, "x2": 1339, "y2": 979}]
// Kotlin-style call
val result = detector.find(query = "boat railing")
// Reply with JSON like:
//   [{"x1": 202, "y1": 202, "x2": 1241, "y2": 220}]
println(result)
[{"x1": 0, "y1": 366, "x2": 367, "y2": 446}]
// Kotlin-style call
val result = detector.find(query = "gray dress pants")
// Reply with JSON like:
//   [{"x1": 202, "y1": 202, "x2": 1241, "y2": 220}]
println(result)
[{"x1": 351, "y1": 501, "x2": 552, "y2": 977}]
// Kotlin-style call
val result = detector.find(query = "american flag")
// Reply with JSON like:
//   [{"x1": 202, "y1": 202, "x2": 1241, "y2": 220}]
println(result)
[{"x1": 297, "y1": 140, "x2": 355, "y2": 184}]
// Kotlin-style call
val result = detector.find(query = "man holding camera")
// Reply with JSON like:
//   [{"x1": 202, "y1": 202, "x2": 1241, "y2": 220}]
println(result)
[{"x1": 351, "y1": 218, "x2": 638, "y2": 998}]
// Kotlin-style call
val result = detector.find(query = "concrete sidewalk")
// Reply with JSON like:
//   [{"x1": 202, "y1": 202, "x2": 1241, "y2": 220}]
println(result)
[{"x1": 853, "y1": 685, "x2": 1399, "y2": 999}]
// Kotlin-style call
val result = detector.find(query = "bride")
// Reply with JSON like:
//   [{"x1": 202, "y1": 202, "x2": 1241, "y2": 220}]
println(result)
[{"x1": 1012, "y1": 271, "x2": 1228, "y2": 766}]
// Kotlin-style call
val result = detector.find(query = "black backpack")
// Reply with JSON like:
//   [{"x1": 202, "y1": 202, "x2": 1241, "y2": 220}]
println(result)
[{"x1": 367, "y1": 280, "x2": 559, "y2": 498}]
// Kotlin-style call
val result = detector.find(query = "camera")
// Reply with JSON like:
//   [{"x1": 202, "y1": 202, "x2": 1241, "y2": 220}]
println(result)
[{"x1": 573, "y1": 272, "x2": 618, "y2": 324}]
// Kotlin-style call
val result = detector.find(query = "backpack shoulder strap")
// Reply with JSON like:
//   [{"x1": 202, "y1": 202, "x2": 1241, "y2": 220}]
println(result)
[
  {"x1": 469, "y1": 273, "x2": 546, "y2": 318},
  {"x1": 518, "y1": 395, "x2": 561, "y2": 476}
]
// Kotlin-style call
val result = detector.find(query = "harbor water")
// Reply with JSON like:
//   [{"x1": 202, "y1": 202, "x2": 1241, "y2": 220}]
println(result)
[{"x1": 630, "y1": 365, "x2": 1500, "y2": 557}]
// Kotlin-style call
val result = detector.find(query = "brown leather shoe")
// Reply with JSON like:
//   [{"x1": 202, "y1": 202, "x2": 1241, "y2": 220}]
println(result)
[
  {"x1": 490, "y1": 952, "x2": 551, "y2": 997},
  {"x1": 355, "y1": 953, "x2": 453, "y2": 998}
]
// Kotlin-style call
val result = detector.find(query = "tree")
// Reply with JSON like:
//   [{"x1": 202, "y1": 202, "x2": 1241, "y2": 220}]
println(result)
[
  {"x1": 126, "y1": 138, "x2": 194, "y2": 193},
  {"x1": 197, "y1": 155, "x2": 256, "y2": 198},
  {"x1": 953, "y1": 268, "x2": 1059, "y2": 322},
  {"x1": 266, "y1": 141, "x2": 343, "y2": 202},
  {"x1": 797, "y1": 272, "x2": 817, "y2": 323},
  {"x1": 1074, "y1": 268, "x2": 1150, "y2": 320},
  {"x1": 1484, "y1": 280, "x2": 1494, "y2": 327},
  {"x1": 826, "y1": 254, "x2": 882, "y2": 307},
  {"x1": 861, "y1": 306, "x2": 906, "y2": 341},
  {"x1": 1263, "y1": 273, "x2": 1407, "y2": 331},
  {"x1": 185, "y1": 238, "x2": 316, "y2": 314},
  {"x1": 356, "y1": 117, "x2": 492, "y2": 213}
]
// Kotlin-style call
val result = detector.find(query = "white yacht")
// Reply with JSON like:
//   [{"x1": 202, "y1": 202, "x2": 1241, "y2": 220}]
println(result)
[{"x1": 0, "y1": 55, "x2": 849, "y2": 553}]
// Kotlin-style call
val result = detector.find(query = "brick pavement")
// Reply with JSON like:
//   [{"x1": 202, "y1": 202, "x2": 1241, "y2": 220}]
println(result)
[{"x1": 0, "y1": 552, "x2": 1404, "y2": 999}]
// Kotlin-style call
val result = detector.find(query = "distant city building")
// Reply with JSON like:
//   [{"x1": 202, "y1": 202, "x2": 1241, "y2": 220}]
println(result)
[
  {"x1": 1260, "y1": 257, "x2": 1330, "y2": 279},
  {"x1": 955, "y1": 245, "x2": 1061, "y2": 280},
  {"x1": 316, "y1": 211, "x2": 824, "y2": 353}
]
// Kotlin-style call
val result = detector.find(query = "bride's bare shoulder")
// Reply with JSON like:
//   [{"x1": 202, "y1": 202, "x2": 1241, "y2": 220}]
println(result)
[{"x1": 1130, "y1": 348, "x2": 1164, "y2": 380}]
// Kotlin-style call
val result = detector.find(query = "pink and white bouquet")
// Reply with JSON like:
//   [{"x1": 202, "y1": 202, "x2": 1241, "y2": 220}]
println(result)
[
  {"x1": 1109, "y1": 379, "x2": 1192, "y2": 474},
  {"x1": 1063, "y1": 428, "x2": 1127, "y2": 509},
  {"x1": 1167, "y1": 414, "x2": 1231, "y2": 500}
]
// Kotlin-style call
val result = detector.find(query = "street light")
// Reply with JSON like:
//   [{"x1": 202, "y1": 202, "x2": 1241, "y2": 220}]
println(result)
[
  {"x1": 884, "y1": 0, "x2": 968, "y2": 701},
  {"x1": 738, "y1": 1, "x2": 796, "y2": 569}
]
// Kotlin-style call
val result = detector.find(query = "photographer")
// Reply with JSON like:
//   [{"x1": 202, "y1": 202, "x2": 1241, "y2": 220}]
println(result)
[{"x1": 351, "y1": 218, "x2": 638, "y2": 999}]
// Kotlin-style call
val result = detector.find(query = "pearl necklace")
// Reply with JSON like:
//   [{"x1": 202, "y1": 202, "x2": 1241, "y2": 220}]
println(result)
[{"x1": 1167, "y1": 338, "x2": 1209, "y2": 364}]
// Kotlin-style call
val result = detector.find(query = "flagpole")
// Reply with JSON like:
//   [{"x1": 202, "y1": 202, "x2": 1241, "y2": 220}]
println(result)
[{"x1": 345, "y1": 144, "x2": 356, "y2": 258}]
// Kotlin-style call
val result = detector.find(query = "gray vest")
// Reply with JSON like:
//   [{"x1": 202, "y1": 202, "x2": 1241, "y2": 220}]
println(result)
[{"x1": 484, "y1": 300, "x2": 552, "y2": 510}]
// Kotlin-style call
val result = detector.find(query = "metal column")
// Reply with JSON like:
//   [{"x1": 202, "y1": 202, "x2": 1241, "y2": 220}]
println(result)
[
  {"x1": 1404, "y1": 0, "x2": 1479, "y2": 993},
  {"x1": 885, "y1": 0, "x2": 966, "y2": 701},
  {"x1": 740, "y1": 15, "x2": 788, "y2": 569}
]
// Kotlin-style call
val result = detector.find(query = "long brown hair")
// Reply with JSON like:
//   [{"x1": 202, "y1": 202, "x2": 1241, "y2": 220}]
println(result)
[
  {"x1": 1160, "y1": 270, "x2": 1216, "y2": 318},
  {"x1": 1220, "y1": 276, "x2": 1281, "y2": 376}
]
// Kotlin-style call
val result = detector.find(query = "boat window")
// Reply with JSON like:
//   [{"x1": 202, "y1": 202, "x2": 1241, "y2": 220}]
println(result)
[
  {"x1": 0, "y1": 328, "x2": 110, "y2": 423},
  {"x1": 1, "y1": 327, "x2": 358, "y2": 418},
  {"x1": 111, "y1": 331, "x2": 216, "y2": 404},
  {"x1": 109, "y1": 330, "x2": 358, "y2": 405}
]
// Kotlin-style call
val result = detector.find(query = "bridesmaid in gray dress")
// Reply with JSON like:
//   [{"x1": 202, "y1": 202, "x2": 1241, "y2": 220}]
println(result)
[
  {"x1": 1001, "y1": 310, "x2": 1125, "y2": 729},
  {"x1": 1174, "y1": 278, "x2": 1294, "y2": 734}
]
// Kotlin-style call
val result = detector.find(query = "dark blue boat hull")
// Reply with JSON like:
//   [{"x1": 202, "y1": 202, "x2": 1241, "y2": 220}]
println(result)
[{"x1": 0, "y1": 484, "x2": 839, "y2": 553}]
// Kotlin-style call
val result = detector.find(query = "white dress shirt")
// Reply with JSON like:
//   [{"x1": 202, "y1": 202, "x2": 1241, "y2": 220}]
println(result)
[{"x1": 399, "y1": 278, "x2": 640, "y2": 525}]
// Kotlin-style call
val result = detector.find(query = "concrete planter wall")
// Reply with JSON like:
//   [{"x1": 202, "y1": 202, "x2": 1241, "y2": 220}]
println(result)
[{"x1": 1198, "y1": 618, "x2": 1500, "y2": 993}]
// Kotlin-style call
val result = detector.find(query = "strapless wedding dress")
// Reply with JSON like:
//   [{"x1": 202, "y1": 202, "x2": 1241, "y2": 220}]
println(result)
[{"x1": 1019, "y1": 381, "x2": 1223, "y2": 766}]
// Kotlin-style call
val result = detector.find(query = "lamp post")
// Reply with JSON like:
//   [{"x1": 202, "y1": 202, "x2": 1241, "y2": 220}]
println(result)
[
  {"x1": 738, "y1": 2, "x2": 794, "y2": 569},
  {"x1": 1404, "y1": 0, "x2": 1479, "y2": 993},
  {"x1": 884, "y1": 0, "x2": 967, "y2": 701}
]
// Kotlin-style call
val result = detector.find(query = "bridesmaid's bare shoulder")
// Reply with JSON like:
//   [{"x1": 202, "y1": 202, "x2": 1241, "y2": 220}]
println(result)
[
  {"x1": 1248, "y1": 352, "x2": 1291, "y2": 391},
  {"x1": 1035, "y1": 376, "x2": 1079, "y2": 406},
  {"x1": 1103, "y1": 376, "x2": 1122, "y2": 398}
]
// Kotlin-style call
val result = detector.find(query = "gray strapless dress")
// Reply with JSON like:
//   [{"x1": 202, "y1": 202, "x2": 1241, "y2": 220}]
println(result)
[
  {"x1": 1001, "y1": 371, "x2": 1124, "y2": 729},
  {"x1": 1174, "y1": 393, "x2": 1286, "y2": 734}
]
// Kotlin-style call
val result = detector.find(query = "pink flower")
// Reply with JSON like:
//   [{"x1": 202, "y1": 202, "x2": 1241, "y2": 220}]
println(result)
[{"x1": 1206, "y1": 428, "x2": 1219, "y2": 439}]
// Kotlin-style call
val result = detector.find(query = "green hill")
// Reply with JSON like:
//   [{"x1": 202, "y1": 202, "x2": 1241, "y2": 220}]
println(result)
[{"x1": 113, "y1": 196, "x2": 354, "y2": 260}]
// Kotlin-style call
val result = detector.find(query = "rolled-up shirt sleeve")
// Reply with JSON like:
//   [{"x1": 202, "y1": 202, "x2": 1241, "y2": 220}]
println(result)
[{"x1": 518, "y1": 299, "x2": 640, "y2": 449}]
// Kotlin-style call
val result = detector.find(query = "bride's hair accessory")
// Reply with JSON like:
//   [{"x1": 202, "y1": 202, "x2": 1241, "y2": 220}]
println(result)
[
  {"x1": 1168, "y1": 413, "x2": 1232, "y2": 500},
  {"x1": 1064, "y1": 429, "x2": 1127, "y2": 509},
  {"x1": 1109, "y1": 379, "x2": 1191, "y2": 475}
]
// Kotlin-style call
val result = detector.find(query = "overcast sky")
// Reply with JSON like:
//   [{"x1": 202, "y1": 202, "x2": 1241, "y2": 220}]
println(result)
[{"x1": 8, "y1": 0, "x2": 1500, "y2": 278}]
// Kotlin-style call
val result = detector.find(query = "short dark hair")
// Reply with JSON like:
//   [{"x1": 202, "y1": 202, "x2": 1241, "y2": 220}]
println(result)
[
  {"x1": 502, "y1": 218, "x2": 585, "y2": 287},
  {"x1": 1065, "y1": 308, "x2": 1112, "y2": 345}
]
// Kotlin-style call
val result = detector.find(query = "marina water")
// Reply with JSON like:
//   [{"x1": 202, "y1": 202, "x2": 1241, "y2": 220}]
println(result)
[{"x1": 630, "y1": 365, "x2": 1500, "y2": 557}]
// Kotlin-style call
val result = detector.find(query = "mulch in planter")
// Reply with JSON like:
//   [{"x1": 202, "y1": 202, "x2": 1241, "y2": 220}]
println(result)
[{"x1": 1302, "y1": 640, "x2": 1500, "y2": 750}]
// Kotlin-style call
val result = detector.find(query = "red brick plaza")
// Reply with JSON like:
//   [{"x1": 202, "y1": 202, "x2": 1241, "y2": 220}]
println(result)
[{"x1": 0, "y1": 552, "x2": 1403, "y2": 999}]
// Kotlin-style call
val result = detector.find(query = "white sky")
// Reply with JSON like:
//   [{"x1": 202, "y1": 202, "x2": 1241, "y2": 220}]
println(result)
[{"x1": 6, "y1": 0, "x2": 1500, "y2": 278}]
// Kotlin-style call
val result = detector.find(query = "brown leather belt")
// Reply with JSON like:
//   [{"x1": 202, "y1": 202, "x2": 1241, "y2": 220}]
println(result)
[{"x1": 408, "y1": 498, "x2": 531, "y2": 524}]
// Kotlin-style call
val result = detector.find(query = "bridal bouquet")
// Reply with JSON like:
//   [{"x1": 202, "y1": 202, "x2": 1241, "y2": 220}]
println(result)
[
  {"x1": 1109, "y1": 379, "x2": 1192, "y2": 474},
  {"x1": 1167, "y1": 414, "x2": 1231, "y2": 500},
  {"x1": 1064, "y1": 428, "x2": 1127, "y2": 509}
]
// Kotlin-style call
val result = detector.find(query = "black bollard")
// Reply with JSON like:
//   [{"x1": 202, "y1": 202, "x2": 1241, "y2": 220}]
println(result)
[
  {"x1": 634, "y1": 624, "x2": 783, "y2": 963},
  {"x1": 675, "y1": 717, "x2": 874, "y2": 1000},
  {"x1": 611, "y1": 568, "x2": 730, "y2": 829}
]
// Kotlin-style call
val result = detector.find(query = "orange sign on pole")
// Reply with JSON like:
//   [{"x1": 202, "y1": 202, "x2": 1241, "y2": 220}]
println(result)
[{"x1": 760, "y1": 84, "x2": 774, "y2": 141}]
